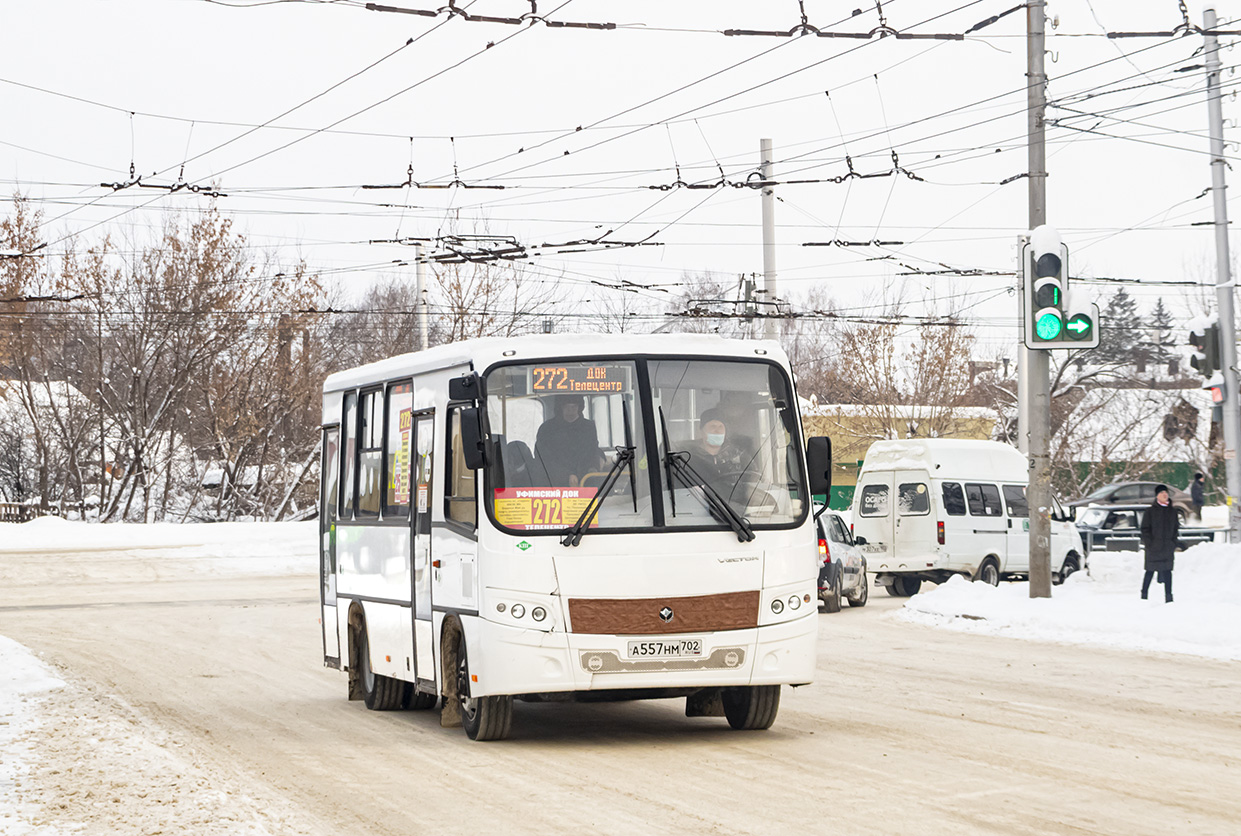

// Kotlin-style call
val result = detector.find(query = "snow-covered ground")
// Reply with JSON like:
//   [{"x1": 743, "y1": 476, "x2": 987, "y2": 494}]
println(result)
[
  {"x1": 2, "y1": 520, "x2": 1240, "y2": 833},
  {"x1": 0, "y1": 520, "x2": 316, "y2": 835},
  {"x1": 899, "y1": 542, "x2": 1241, "y2": 661}
]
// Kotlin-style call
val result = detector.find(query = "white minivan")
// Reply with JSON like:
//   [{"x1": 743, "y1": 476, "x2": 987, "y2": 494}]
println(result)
[{"x1": 850, "y1": 439, "x2": 1084, "y2": 596}]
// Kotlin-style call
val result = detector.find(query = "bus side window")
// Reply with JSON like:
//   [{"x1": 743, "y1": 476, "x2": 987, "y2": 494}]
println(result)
[
  {"x1": 340, "y1": 391, "x2": 357, "y2": 519},
  {"x1": 356, "y1": 388, "x2": 383, "y2": 518},
  {"x1": 446, "y1": 407, "x2": 477, "y2": 528},
  {"x1": 859, "y1": 484, "x2": 889, "y2": 517},
  {"x1": 383, "y1": 382, "x2": 413, "y2": 520}
]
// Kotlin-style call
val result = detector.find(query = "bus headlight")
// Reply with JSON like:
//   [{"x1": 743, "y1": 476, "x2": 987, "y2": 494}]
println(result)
[
  {"x1": 531, "y1": 606, "x2": 546, "y2": 622},
  {"x1": 510, "y1": 604, "x2": 526, "y2": 619},
  {"x1": 771, "y1": 599, "x2": 784, "y2": 614},
  {"x1": 788, "y1": 595, "x2": 801, "y2": 610}
]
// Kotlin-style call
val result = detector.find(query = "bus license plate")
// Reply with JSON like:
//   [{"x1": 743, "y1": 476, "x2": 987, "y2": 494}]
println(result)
[{"x1": 626, "y1": 639, "x2": 703, "y2": 659}]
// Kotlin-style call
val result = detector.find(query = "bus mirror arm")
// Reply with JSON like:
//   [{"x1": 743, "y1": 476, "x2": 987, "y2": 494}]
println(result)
[{"x1": 561, "y1": 446, "x2": 636, "y2": 547}]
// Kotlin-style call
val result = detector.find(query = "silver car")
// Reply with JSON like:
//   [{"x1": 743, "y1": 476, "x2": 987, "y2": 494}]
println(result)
[{"x1": 817, "y1": 510, "x2": 869, "y2": 612}]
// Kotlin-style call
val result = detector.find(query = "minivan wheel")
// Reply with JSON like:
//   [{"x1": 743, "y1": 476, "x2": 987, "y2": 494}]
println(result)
[
  {"x1": 975, "y1": 557, "x2": 1000, "y2": 587},
  {"x1": 1054, "y1": 554, "x2": 1081, "y2": 586},
  {"x1": 887, "y1": 575, "x2": 921, "y2": 597}
]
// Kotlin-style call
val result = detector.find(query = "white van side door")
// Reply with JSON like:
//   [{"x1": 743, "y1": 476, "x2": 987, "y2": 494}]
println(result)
[
  {"x1": 964, "y1": 482, "x2": 1008, "y2": 573},
  {"x1": 1002, "y1": 484, "x2": 1030, "y2": 573}
]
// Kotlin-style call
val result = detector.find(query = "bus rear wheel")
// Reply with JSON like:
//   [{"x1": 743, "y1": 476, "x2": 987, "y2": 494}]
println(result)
[
  {"x1": 357, "y1": 622, "x2": 403, "y2": 711},
  {"x1": 721, "y1": 685, "x2": 780, "y2": 730},
  {"x1": 456, "y1": 632, "x2": 513, "y2": 741}
]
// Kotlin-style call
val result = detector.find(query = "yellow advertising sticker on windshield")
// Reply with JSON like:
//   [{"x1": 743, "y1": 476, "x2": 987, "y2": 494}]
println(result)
[{"x1": 494, "y1": 487, "x2": 598, "y2": 530}]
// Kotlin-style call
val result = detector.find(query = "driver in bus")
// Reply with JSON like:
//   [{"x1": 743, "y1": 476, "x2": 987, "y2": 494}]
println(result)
[
  {"x1": 684, "y1": 408, "x2": 748, "y2": 488},
  {"x1": 534, "y1": 394, "x2": 604, "y2": 487}
]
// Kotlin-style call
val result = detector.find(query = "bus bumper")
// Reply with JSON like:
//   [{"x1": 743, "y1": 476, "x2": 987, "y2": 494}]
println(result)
[{"x1": 471, "y1": 611, "x2": 817, "y2": 697}]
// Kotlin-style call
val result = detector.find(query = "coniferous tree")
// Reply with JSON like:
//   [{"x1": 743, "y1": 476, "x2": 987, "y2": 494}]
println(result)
[
  {"x1": 1149, "y1": 297, "x2": 1176, "y2": 364},
  {"x1": 1093, "y1": 287, "x2": 1143, "y2": 365}
]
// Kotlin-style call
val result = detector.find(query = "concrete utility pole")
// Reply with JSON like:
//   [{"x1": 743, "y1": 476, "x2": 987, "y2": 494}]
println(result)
[
  {"x1": 1026, "y1": 0, "x2": 1053, "y2": 598},
  {"x1": 415, "y1": 244, "x2": 429, "y2": 351},
  {"x1": 1204, "y1": 7, "x2": 1241, "y2": 541},
  {"x1": 760, "y1": 138, "x2": 779, "y2": 341},
  {"x1": 1017, "y1": 234, "x2": 1030, "y2": 455}
]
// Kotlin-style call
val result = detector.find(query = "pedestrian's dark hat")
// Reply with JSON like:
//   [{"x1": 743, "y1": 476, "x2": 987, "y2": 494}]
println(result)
[{"x1": 1155, "y1": 484, "x2": 1169, "y2": 494}]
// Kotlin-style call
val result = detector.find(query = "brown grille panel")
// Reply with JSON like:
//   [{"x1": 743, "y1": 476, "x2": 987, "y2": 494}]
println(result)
[{"x1": 567, "y1": 590, "x2": 760, "y2": 635}]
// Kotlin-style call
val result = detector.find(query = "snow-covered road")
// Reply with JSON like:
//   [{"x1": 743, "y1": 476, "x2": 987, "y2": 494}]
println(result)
[{"x1": 2, "y1": 521, "x2": 1240, "y2": 834}]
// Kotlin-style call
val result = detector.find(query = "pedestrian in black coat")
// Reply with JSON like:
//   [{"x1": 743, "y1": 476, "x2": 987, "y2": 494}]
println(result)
[
  {"x1": 1190, "y1": 472, "x2": 1206, "y2": 520},
  {"x1": 1139, "y1": 484, "x2": 1179, "y2": 603}
]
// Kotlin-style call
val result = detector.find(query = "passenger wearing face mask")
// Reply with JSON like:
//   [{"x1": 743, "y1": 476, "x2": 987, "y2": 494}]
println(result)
[{"x1": 684, "y1": 408, "x2": 749, "y2": 489}]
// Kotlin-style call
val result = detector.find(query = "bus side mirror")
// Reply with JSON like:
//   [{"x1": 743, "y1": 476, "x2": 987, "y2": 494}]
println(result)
[
  {"x1": 460, "y1": 407, "x2": 489, "y2": 470},
  {"x1": 450, "y1": 373, "x2": 482, "y2": 402},
  {"x1": 806, "y1": 436, "x2": 832, "y2": 496}
]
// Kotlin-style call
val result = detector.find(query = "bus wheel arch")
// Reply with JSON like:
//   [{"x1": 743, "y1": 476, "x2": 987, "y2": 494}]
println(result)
[
  {"x1": 439, "y1": 616, "x2": 464, "y2": 728},
  {"x1": 442, "y1": 619, "x2": 513, "y2": 741},
  {"x1": 346, "y1": 603, "x2": 366, "y2": 701}
]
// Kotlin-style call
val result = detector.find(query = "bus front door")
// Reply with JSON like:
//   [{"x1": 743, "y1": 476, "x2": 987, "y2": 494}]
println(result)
[
  {"x1": 320, "y1": 426, "x2": 341, "y2": 666},
  {"x1": 411, "y1": 413, "x2": 436, "y2": 690}
]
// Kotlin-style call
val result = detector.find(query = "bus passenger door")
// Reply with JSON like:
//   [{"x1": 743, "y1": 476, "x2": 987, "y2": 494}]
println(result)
[
  {"x1": 320, "y1": 426, "x2": 341, "y2": 666},
  {"x1": 411, "y1": 413, "x2": 436, "y2": 688}
]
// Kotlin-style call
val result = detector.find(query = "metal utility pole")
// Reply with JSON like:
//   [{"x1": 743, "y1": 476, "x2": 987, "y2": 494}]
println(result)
[
  {"x1": 1026, "y1": 0, "x2": 1053, "y2": 598},
  {"x1": 1204, "y1": 7, "x2": 1241, "y2": 541},
  {"x1": 415, "y1": 244, "x2": 429, "y2": 351},
  {"x1": 760, "y1": 138, "x2": 779, "y2": 341}
]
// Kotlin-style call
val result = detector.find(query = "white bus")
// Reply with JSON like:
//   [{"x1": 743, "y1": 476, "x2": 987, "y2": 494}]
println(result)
[{"x1": 318, "y1": 334, "x2": 832, "y2": 740}]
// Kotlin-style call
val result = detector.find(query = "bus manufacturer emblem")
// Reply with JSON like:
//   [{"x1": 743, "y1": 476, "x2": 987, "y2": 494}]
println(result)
[
  {"x1": 659, "y1": 606, "x2": 673, "y2": 623},
  {"x1": 516, "y1": 540, "x2": 532, "y2": 551}
]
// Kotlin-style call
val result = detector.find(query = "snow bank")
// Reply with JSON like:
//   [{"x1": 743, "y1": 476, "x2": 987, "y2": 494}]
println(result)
[
  {"x1": 898, "y1": 542, "x2": 1241, "y2": 661},
  {"x1": 0, "y1": 518, "x2": 317, "y2": 577},
  {"x1": 0, "y1": 636, "x2": 65, "y2": 836}
]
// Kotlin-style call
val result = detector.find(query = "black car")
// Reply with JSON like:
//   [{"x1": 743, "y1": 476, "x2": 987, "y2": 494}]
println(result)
[{"x1": 1068, "y1": 481, "x2": 1195, "y2": 521}]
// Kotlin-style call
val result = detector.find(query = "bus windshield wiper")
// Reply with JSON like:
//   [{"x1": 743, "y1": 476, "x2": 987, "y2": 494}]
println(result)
[
  {"x1": 658, "y1": 407, "x2": 754, "y2": 543},
  {"x1": 561, "y1": 445, "x2": 636, "y2": 547}
]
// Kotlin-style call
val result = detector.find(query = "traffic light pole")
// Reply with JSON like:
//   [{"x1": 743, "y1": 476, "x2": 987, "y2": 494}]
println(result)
[
  {"x1": 1026, "y1": 0, "x2": 1052, "y2": 598},
  {"x1": 1204, "y1": 8, "x2": 1241, "y2": 542}
]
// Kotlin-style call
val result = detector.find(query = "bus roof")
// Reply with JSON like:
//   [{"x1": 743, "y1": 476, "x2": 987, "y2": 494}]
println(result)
[
  {"x1": 322, "y1": 333, "x2": 790, "y2": 393},
  {"x1": 860, "y1": 438, "x2": 1027, "y2": 481}
]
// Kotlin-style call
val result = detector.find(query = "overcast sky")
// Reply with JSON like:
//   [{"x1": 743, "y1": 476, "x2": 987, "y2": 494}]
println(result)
[{"x1": 4, "y1": 0, "x2": 1240, "y2": 355}]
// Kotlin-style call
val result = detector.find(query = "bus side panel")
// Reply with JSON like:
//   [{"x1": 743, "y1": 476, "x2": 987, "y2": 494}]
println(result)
[
  {"x1": 359, "y1": 600, "x2": 415, "y2": 682},
  {"x1": 336, "y1": 524, "x2": 413, "y2": 680}
]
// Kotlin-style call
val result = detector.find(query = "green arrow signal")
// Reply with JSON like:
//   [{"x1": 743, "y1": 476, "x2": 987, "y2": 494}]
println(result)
[{"x1": 1066, "y1": 315, "x2": 1092, "y2": 339}]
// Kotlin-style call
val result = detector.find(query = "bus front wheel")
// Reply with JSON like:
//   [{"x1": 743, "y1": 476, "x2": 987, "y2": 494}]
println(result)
[
  {"x1": 721, "y1": 685, "x2": 780, "y2": 730},
  {"x1": 456, "y1": 632, "x2": 513, "y2": 741}
]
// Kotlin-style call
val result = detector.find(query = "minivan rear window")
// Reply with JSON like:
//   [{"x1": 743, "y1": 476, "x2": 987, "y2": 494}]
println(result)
[
  {"x1": 859, "y1": 484, "x2": 890, "y2": 517},
  {"x1": 1002, "y1": 485, "x2": 1029, "y2": 518},
  {"x1": 965, "y1": 483, "x2": 1003, "y2": 516},
  {"x1": 898, "y1": 483, "x2": 930, "y2": 516},
  {"x1": 942, "y1": 482, "x2": 966, "y2": 516}
]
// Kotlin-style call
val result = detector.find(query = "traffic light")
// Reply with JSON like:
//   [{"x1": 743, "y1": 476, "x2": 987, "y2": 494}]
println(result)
[
  {"x1": 1022, "y1": 226, "x2": 1100, "y2": 349},
  {"x1": 1188, "y1": 321, "x2": 1221, "y2": 379}
]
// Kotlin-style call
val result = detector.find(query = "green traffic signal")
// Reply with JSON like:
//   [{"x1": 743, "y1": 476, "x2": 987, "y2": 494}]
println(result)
[
  {"x1": 1035, "y1": 310, "x2": 1063, "y2": 340},
  {"x1": 1066, "y1": 314, "x2": 1092, "y2": 340}
]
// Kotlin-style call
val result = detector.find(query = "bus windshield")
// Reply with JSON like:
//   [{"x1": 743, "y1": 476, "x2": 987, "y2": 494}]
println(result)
[
  {"x1": 651, "y1": 359, "x2": 804, "y2": 528},
  {"x1": 483, "y1": 357, "x2": 806, "y2": 535},
  {"x1": 486, "y1": 361, "x2": 655, "y2": 532}
]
